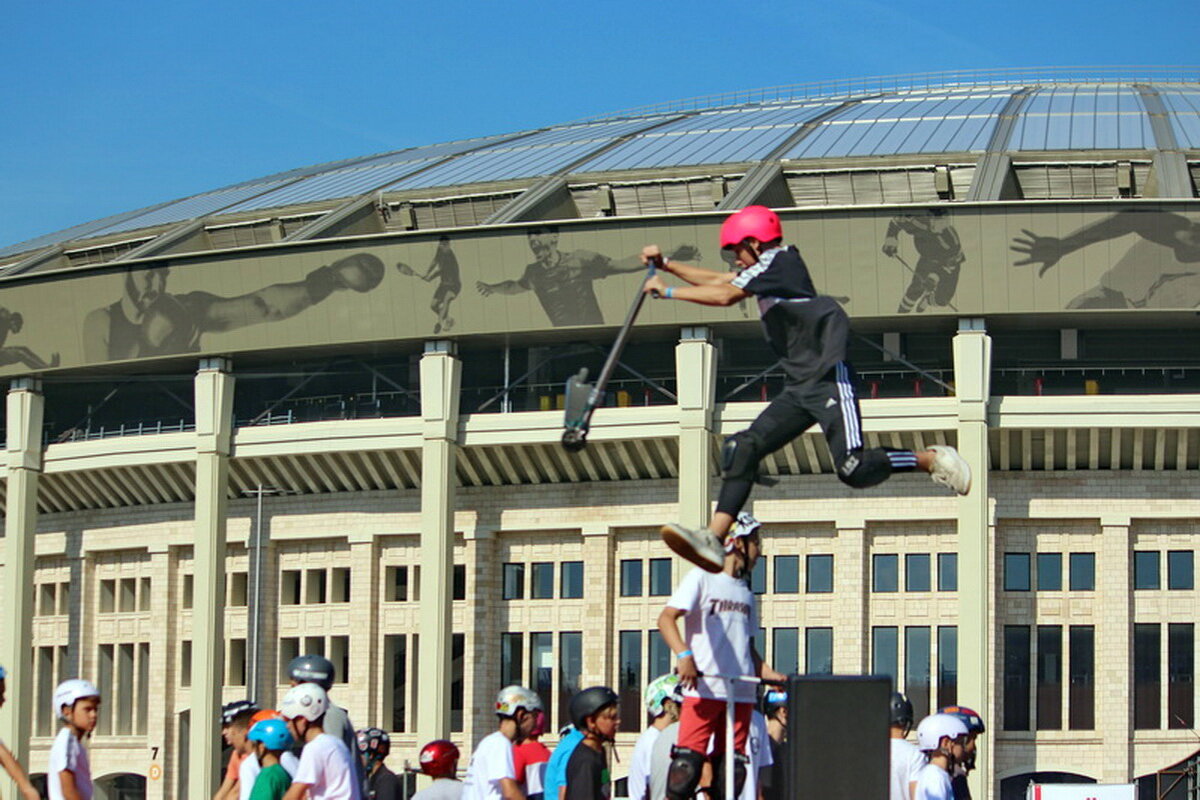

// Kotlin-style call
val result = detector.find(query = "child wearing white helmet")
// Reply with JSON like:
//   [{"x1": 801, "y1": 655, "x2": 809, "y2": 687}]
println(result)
[
  {"x1": 281, "y1": 683, "x2": 362, "y2": 800},
  {"x1": 626, "y1": 675, "x2": 682, "y2": 800},
  {"x1": 0, "y1": 666, "x2": 40, "y2": 800},
  {"x1": 642, "y1": 206, "x2": 971, "y2": 574},
  {"x1": 657, "y1": 512, "x2": 786, "y2": 800},
  {"x1": 913, "y1": 714, "x2": 969, "y2": 800},
  {"x1": 462, "y1": 686, "x2": 542, "y2": 800},
  {"x1": 48, "y1": 679, "x2": 101, "y2": 800}
]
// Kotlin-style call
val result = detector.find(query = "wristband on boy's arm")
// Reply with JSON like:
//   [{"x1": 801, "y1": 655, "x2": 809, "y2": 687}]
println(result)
[
  {"x1": 665, "y1": 287, "x2": 675, "y2": 299},
  {"x1": 677, "y1": 649, "x2": 693, "y2": 659}
]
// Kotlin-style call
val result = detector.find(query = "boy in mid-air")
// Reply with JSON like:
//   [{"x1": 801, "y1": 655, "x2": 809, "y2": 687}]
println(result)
[{"x1": 642, "y1": 205, "x2": 971, "y2": 572}]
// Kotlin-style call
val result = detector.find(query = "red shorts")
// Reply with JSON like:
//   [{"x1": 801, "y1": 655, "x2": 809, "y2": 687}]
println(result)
[{"x1": 676, "y1": 696, "x2": 753, "y2": 756}]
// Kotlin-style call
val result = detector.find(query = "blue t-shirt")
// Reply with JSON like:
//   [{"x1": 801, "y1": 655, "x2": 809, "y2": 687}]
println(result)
[{"x1": 543, "y1": 728, "x2": 585, "y2": 800}]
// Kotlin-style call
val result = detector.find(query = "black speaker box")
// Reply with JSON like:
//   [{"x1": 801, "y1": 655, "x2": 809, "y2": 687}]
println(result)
[{"x1": 784, "y1": 674, "x2": 890, "y2": 798}]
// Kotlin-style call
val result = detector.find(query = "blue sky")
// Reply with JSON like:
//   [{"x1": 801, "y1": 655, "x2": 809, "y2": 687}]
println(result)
[{"x1": 1, "y1": 0, "x2": 1196, "y2": 249}]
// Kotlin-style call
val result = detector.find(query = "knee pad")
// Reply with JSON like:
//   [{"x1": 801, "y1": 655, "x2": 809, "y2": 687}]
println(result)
[
  {"x1": 666, "y1": 747, "x2": 706, "y2": 800},
  {"x1": 836, "y1": 450, "x2": 873, "y2": 489},
  {"x1": 709, "y1": 753, "x2": 748, "y2": 800},
  {"x1": 721, "y1": 431, "x2": 764, "y2": 482}
]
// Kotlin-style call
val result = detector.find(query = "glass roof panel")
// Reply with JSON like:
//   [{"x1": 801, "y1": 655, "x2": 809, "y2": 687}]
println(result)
[
  {"x1": 1010, "y1": 86, "x2": 1152, "y2": 150},
  {"x1": 1158, "y1": 89, "x2": 1200, "y2": 147}
]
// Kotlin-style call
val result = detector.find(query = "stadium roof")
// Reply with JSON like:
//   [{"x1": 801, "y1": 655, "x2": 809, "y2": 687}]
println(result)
[{"x1": 3, "y1": 68, "x2": 1199, "y2": 272}]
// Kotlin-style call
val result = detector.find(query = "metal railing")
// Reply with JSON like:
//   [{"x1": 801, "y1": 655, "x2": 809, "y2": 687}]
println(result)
[{"x1": 582, "y1": 66, "x2": 1200, "y2": 121}]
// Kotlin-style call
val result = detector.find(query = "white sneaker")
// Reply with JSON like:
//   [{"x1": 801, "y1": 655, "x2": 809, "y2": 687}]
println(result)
[
  {"x1": 661, "y1": 523, "x2": 725, "y2": 573},
  {"x1": 928, "y1": 445, "x2": 971, "y2": 495}
]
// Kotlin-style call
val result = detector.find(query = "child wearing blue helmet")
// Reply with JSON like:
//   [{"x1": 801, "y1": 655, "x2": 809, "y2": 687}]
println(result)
[{"x1": 248, "y1": 718, "x2": 296, "y2": 800}]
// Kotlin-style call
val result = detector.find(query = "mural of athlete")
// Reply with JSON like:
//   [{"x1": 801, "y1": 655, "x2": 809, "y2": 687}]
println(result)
[
  {"x1": 396, "y1": 235, "x2": 461, "y2": 333},
  {"x1": 82, "y1": 253, "x2": 385, "y2": 362},
  {"x1": 0, "y1": 307, "x2": 60, "y2": 370},
  {"x1": 882, "y1": 209, "x2": 964, "y2": 313},
  {"x1": 1011, "y1": 210, "x2": 1200, "y2": 308},
  {"x1": 475, "y1": 226, "x2": 698, "y2": 326}
]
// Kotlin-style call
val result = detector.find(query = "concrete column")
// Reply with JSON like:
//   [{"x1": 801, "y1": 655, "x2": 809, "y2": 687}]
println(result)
[
  {"x1": 416, "y1": 341, "x2": 461, "y2": 745},
  {"x1": 466, "y1": 527, "x2": 498, "y2": 745},
  {"x1": 834, "y1": 523, "x2": 869, "y2": 673},
  {"x1": 952, "y1": 319, "x2": 992, "y2": 799},
  {"x1": 675, "y1": 327, "x2": 717, "y2": 529},
  {"x1": 1097, "y1": 518, "x2": 1133, "y2": 783},
  {"x1": 0, "y1": 378, "x2": 44, "y2": 793},
  {"x1": 147, "y1": 545, "x2": 171, "y2": 800},
  {"x1": 581, "y1": 524, "x2": 615, "y2": 686},
  {"x1": 189, "y1": 358, "x2": 235, "y2": 800}
]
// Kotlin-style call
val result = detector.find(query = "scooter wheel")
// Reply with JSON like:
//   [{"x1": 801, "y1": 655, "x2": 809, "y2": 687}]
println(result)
[{"x1": 561, "y1": 428, "x2": 588, "y2": 452}]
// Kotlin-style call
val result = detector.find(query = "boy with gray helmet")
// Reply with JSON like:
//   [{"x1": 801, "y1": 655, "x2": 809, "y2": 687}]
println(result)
[
  {"x1": 0, "y1": 666, "x2": 41, "y2": 800},
  {"x1": 281, "y1": 683, "x2": 362, "y2": 800},
  {"x1": 627, "y1": 676, "x2": 682, "y2": 800},
  {"x1": 49, "y1": 679, "x2": 101, "y2": 800},
  {"x1": 889, "y1": 693, "x2": 924, "y2": 800},
  {"x1": 564, "y1": 687, "x2": 620, "y2": 800},
  {"x1": 288, "y1": 655, "x2": 364, "y2": 792},
  {"x1": 462, "y1": 686, "x2": 542, "y2": 800}
]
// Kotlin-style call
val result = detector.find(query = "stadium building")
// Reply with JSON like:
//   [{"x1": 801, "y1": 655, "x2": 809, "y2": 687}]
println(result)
[{"x1": 1, "y1": 68, "x2": 1199, "y2": 800}]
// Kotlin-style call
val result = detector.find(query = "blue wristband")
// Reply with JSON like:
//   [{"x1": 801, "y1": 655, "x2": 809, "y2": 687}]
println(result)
[
  {"x1": 665, "y1": 287, "x2": 675, "y2": 299},
  {"x1": 677, "y1": 649, "x2": 693, "y2": 659}
]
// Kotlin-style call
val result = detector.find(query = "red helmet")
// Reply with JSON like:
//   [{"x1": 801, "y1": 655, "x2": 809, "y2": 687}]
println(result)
[
  {"x1": 719, "y1": 205, "x2": 783, "y2": 250},
  {"x1": 419, "y1": 740, "x2": 460, "y2": 778}
]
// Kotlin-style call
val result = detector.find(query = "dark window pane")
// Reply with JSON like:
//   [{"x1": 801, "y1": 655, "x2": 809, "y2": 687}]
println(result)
[
  {"x1": 1037, "y1": 553, "x2": 1062, "y2": 591},
  {"x1": 937, "y1": 626, "x2": 957, "y2": 709},
  {"x1": 530, "y1": 633, "x2": 553, "y2": 719},
  {"x1": 502, "y1": 563, "x2": 524, "y2": 600},
  {"x1": 1134, "y1": 623, "x2": 1161, "y2": 729},
  {"x1": 451, "y1": 634, "x2": 465, "y2": 732},
  {"x1": 1004, "y1": 553, "x2": 1031, "y2": 592},
  {"x1": 501, "y1": 632, "x2": 523, "y2": 688},
  {"x1": 805, "y1": 628, "x2": 833, "y2": 675},
  {"x1": 905, "y1": 627, "x2": 931, "y2": 720},
  {"x1": 453, "y1": 564, "x2": 466, "y2": 601},
  {"x1": 773, "y1": 556, "x2": 799, "y2": 594},
  {"x1": 618, "y1": 631, "x2": 642, "y2": 732},
  {"x1": 648, "y1": 559, "x2": 672, "y2": 596},
  {"x1": 750, "y1": 557, "x2": 766, "y2": 595},
  {"x1": 1036, "y1": 626, "x2": 1062, "y2": 730},
  {"x1": 390, "y1": 566, "x2": 408, "y2": 602},
  {"x1": 559, "y1": 632, "x2": 582, "y2": 731},
  {"x1": 531, "y1": 563, "x2": 555, "y2": 599},
  {"x1": 387, "y1": 635, "x2": 407, "y2": 732},
  {"x1": 1069, "y1": 553, "x2": 1095, "y2": 591},
  {"x1": 807, "y1": 555, "x2": 834, "y2": 593},
  {"x1": 620, "y1": 560, "x2": 643, "y2": 597},
  {"x1": 1168, "y1": 551, "x2": 1194, "y2": 591},
  {"x1": 648, "y1": 632, "x2": 671, "y2": 679},
  {"x1": 1168, "y1": 623, "x2": 1194, "y2": 729},
  {"x1": 561, "y1": 562, "x2": 584, "y2": 599},
  {"x1": 1068, "y1": 626, "x2": 1094, "y2": 730},
  {"x1": 937, "y1": 553, "x2": 958, "y2": 592},
  {"x1": 905, "y1": 554, "x2": 931, "y2": 592},
  {"x1": 773, "y1": 628, "x2": 799, "y2": 676},
  {"x1": 1134, "y1": 551, "x2": 1160, "y2": 590},
  {"x1": 873, "y1": 554, "x2": 898, "y2": 593},
  {"x1": 872, "y1": 627, "x2": 898, "y2": 688},
  {"x1": 1004, "y1": 626, "x2": 1031, "y2": 731}
]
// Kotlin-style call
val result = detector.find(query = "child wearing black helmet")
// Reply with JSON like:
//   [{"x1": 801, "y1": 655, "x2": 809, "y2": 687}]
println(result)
[
  {"x1": 564, "y1": 687, "x2": 620, "y2": 800},
  {"x1": 641, "y1": 205, "x2": 971, "y2": 574}
]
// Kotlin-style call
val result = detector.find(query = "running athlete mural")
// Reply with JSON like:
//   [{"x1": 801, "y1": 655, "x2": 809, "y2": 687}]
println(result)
[
  {"x1": 475, "y1": 226, "x2": 700, "y2": 327},
  {"x1": 1011, "y1": 210, "x2": 1200, "y2": 308},
  {"x1": 81, "y1": 253, "x2": 385, "y2": 361}
]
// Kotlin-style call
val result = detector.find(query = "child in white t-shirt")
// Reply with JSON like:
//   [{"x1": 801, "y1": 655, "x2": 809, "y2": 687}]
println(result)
[
  {"x1": 48, "y1": 680, "x2": 102, "y2": 800},
  {"x1": 281, "y1": 683, "x2": 362, "y2": 800},
  {"x1": 0, "y1": 665, "x2": 41, "y2": 800},
  {"x1": 462, "y1": 686, "x2": 543, "y2": 800},
  {"x1": 913, "y1": 714, "x2": 968, "y2": 800},
  {"x1": 656, "y1": 513, "x2": 785, "y2": 800}
]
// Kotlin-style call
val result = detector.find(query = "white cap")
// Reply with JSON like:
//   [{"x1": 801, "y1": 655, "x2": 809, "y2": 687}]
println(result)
[
  {"x1": 54, "y1": 679, "x2": 100, "y2": 719},
  {"x1": 281, "y1": 682, "x2": 329, "y2": 722},
  {"x1": 495, "y1": 685, "x2": 541, "y2": 716},
  {"x1": 916, "y1": 713, "x2": 969, "y2": 751}
]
